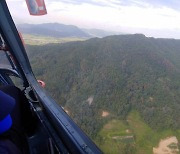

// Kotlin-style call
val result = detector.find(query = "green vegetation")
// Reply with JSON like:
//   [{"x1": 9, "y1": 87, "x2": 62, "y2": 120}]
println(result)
[
  {"x1": 96, "y1": 111, "x2": 180, "y2": 154},
  {"x1": 95, "y1": 118, "x2": 135, "y2": 154},
  {"x1": 22, "y1": 34, "x2": 86, "y2": 45},
  {"x1": 25, "y1": 34, "x2": 180, "y2": 153},
  {"x1": 168, "y1": 143, "x2": 178, "y2": 149}
]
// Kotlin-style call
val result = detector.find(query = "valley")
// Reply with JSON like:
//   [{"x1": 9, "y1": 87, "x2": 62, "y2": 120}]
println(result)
[{"x1": 22, "y1": 34, "x2": 86, "y2": 45}]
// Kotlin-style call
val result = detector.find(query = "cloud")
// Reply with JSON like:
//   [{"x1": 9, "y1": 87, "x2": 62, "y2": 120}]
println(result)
[
  {"x1": 134, "y1": 0, "x2": 180, "y2": 9},
  {"x1": 6, "y1": 0, "x2": 180, "y2": 39},
  {"x1": 48, "y1": 0, "x2": 110, "y2": 7},
  {"x1": 6, "y1": 0, "x2": 180, "y2": 10},
  {"x1": 47, "y1": 0, "x2": 180, "y2": 10}
]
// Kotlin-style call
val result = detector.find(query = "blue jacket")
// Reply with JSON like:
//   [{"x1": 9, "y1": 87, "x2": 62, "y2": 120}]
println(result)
[{"x1": 0, "y1": 139, "x2": 21, "y2": 154}]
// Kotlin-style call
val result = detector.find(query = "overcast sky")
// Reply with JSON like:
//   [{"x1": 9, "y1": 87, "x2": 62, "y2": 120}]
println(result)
[{"x1": 6, "y1": 0, "x2": 180, "y2": 39}]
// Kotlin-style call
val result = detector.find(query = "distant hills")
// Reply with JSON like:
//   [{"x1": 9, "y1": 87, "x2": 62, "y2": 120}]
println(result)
[
  {"x1": 17, "y1": 23, "x2": 90, "y2": 38},
  {"x1": 82, "y1": 28, "x2": 121, "y2": 38},
  {"x1": 17, "y1": 23, "x2": 120, "y2": 38}
]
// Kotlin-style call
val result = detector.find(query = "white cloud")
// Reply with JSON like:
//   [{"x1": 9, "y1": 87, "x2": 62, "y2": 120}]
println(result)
[{"x1": 6, "y1": 0, "x2": 180, "y2": 38}]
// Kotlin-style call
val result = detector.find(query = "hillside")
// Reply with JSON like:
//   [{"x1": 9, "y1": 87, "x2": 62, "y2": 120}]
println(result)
[{"x1": 26, "y1": 34, "x2": 180, "y2": 153}]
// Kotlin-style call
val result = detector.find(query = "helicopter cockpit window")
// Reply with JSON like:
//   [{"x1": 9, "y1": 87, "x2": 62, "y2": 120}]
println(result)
[
  {"x1": 0, "y1": 50, "x2": 23, "y2": 88},
  {"x1": 6, "y1": 0, "x2": 180, "y2": 153},
  {"x1": 0, "y1": 35, "x2": 12, "y2": 68},
  {"x1": 0, "y1": 51, "x2": 11, "y2": 67},
  {"x1": 0, "y1": 35, "x2": 23, "y2": 88}
]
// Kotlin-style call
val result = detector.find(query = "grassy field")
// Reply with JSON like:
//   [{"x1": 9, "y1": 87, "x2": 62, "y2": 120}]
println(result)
[
  {"x1": 22, "y1": 34, "x2": 87, "y2": 45},
  {"x1": 95, "y1": 111, "x2": 180, "y2": 154}
]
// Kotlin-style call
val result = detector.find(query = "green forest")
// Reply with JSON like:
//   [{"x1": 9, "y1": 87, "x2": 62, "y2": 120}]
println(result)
[{"x1": 25, "y1": 34, "x2": 180, "y2": 153}]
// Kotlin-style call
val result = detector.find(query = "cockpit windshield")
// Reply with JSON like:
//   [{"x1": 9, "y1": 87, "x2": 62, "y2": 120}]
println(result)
[
  {"x1": 0, "y1": 51, "x2": 11, "y2": 68},
  {"x1": 0, "y1": 35, "x2": 12, "y2": 69},
  {"x1": 4, "y1": 0, "x2": 180, "y2": 154}
]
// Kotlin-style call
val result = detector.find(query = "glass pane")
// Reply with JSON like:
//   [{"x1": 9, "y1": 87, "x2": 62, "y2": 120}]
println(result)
[
  {"x1": 0, "y1": 51, "x2": 11, "y2": 68},
  {"x1": 6, "y1": 0, "x2": 180, "y2": 153},
  {"x1": 0, "y1": 50, "x2": 23, "y2": 89},
  {"x1": 10, "y1": 76, "x2": 24, "y2": 90}
]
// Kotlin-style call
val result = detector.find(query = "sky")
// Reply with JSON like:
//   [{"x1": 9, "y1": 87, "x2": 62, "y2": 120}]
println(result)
[{"x1": 6, "y1": 0, "x2": 180, "y2": 39}]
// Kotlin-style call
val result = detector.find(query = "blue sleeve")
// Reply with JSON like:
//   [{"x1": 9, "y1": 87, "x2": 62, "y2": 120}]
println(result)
[
  {"x1": 0, "y1": 140, "x2": 21, "y2": 154},
  {"x1": 0, "y1": 143, "x2": 9, "y2": 154}
]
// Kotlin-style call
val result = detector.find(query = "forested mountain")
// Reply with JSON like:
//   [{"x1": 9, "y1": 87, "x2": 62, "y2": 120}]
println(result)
[
  {"x1": 26, "y1": 34, "x2": 180, "y2": 153},
  {"x1": 17, "y1": 23, "x2": 90, "y2": 38}
]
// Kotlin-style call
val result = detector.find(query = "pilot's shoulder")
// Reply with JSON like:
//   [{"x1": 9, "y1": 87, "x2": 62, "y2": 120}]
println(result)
[{"x1": 0, "y1": 139, "x2": 21, "y2": 154}]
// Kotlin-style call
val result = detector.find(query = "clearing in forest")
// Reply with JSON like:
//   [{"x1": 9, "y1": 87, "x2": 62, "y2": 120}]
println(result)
[{"x1": 153, "y1": 136, "x2": 179, "y2": 154}]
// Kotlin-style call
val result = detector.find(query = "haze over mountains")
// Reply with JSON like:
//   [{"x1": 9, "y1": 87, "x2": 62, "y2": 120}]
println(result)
[
  {"x1": 26, "y1": 34, "x2": 180, "y2": 153},
  {"x1": 17, "y1": 23, "x2": 120, "y2": 38}
]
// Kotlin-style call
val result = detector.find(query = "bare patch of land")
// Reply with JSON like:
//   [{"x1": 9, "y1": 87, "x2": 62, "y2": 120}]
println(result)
[
  {"x1": 86, "y1": 96, "x2": 94, "y2": 105},
  {"x1": 126, "y1": 129, "x2": 130, "y2": 133},
  {"x1": 112, "y1": 135, "x2": 133, "y2": 140},
  {"x1": 153, "y1": 136, "x2": 179, "y2": 154},
  {"x1": 102, "y1": 111, "x2": 109, "y2": 117},
  {"x1": 149, "y1": 97, "x2": 154, "y2": 101}
]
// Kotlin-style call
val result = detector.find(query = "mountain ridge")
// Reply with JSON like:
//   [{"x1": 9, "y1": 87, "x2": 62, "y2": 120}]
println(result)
[
  {"x1": 17, "y1": 23, "x2": 121, "y2": 38},
  {"x1": 27, "y1": 34, "x2": 180, "y2": 139},
  {"x1": 17, "y1": 23, "x2": 90, "y2": 38}
]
